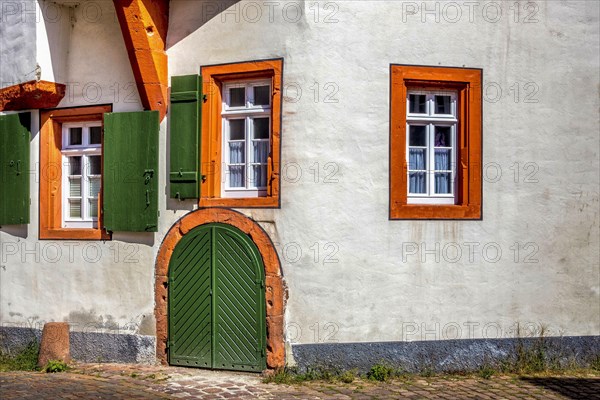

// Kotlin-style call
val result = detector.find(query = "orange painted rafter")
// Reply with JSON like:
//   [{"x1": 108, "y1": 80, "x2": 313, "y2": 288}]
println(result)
[
  {"x1": 0, "y1": 80, "x2": 66, "y2": 111},
  {"x1": 113, "y1": 0, "x2": 169, "y2": 121}
]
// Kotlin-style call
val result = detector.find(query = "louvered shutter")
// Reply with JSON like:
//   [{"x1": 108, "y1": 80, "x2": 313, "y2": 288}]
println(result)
[{"x1": 170, "y1": 75, "x2": 201, "y2": 199}]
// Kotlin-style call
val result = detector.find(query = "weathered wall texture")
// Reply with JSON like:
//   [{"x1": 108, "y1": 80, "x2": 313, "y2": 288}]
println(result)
[
  {"x1": 1, "y1": 0, "x2": 153, "y2": 338},
  {"x1": 167, "y1": 0, "x2": 600, "y2": 344},
  {"x1": 0, "y1": 0, "x2": 73, "y2": 87},
  {"x1": 0, "y1": 0, "x2": 37, "y2": 86},
  {"x1": 1, "y1": 0, "x2": 599, "y2": 359}
]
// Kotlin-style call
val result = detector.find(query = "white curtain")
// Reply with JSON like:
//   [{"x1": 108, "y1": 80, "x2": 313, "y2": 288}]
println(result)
[
  {"x1": 409, "y1": 172, "x2": 426, "y2": 194},
  {"x1": 229, "y1": 142, "x2": 245, "y2": 187},
  {"x1": 434, "y1": 149, "x2": 450, "y2": 170},
  {"x1": 229, "y1": 166, "x2": 244, "y2": 187},
  {"x1": 253, "y1": 165, "x2": 267, "y2": 187},
  {"x1": 229, "y1": 142, "x2": 244, "y2": 163},
  {"x1": 251, "y1": 142, "x2": 269, "y2": 187},
  {"x1": 409, "y1": 148, "x2": 426, "y2": 193},
  {"x1": 253, "y1": 142, "x2": 269, "y2": 163},
  {"x1": 435, "y1": 173, "x2": 451, "y2": 194},
  {"x1": 409, "y1": 148, "x2": 425, "y2": 170},
  {"x1": 434, "y1": 149, "x2": 451, "y2": 194}
]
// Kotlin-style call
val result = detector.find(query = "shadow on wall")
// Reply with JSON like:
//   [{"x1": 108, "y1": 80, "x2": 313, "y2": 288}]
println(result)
[
  {"x1": 166, "y1": 0, "x2": 241, "y2": 49},
  {"x1": 112, "y1": 232, "x2": 155, "y2": 247},
  {"x1": 164, "y1": 0, "x2": 240, "y2": 210},
  {"x1": 0, "y1": 225, "x2": 28, "y2": 239},
  {"x1": 40, "y1": 2, "x2": 72, "y2": 84},
  {"x1": 165, "y1": 111, "x2": 196, "y2": 212}
]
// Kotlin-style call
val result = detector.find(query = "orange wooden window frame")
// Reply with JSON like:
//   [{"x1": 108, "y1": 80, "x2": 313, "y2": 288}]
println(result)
[
  {"x1": 199, "y1": 59, "x2": 283, "y2": 208},
  {"x1": 40, "y1": 105, "x2": 112, "y2": 240},
  {"x1": 390, "y1": 65, "x2": 482, "y2": 220}
]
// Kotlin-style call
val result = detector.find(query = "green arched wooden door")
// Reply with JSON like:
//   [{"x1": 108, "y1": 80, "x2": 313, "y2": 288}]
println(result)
[{"x1": 168, "y1": 223, "x2": 266, "y2": 371}]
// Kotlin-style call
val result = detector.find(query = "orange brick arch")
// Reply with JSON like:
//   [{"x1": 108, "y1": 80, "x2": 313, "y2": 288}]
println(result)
[{"x1": 154, "y1": 208, "x2": 286, "y2": 369}]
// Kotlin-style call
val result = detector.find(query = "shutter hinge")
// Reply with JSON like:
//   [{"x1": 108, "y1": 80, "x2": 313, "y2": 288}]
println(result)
[
  {"x1": 261, "y1": 348, "x2": 265, "y2": 357},
  {"x1": 9, "y1": 160, "x2": 21, "y2": 175}
]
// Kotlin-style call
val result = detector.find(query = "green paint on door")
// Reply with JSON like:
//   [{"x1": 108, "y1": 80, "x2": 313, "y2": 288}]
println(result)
[{"x1": 168, "y1": 223, "x2": 266, "y2": 372}]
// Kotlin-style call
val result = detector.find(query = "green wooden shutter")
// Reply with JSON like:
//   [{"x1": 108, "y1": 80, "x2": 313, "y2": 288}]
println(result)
[
  {"x1": 103, "y1": 111, "x2": 159, "y2": 232},
  {"x1": 0, "y1": 112, "x2": 30, "y2": 225},
  {"x1": 169, "y1": 75, "x2": 201, "y2": 199}
]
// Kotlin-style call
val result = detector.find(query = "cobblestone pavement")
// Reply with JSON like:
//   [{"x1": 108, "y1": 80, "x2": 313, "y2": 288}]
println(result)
[{"x1": 1, "y1": 363, "x2": 599, "y2": 399}]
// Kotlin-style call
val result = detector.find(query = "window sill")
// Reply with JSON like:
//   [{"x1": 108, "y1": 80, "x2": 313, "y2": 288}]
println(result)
[
  {"x1": 40, "y1": 228, "x2": 111, "y2": 240},
  {"x1": 199, "y1": 196, "x2": 279, "y2": 208},
  {"x1": 390, "y1": 203, "x2": 481, "y2": 220}
]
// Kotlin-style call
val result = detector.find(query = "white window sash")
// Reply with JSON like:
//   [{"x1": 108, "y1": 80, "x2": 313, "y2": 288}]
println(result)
[
  {"x1": 221, "y1": 80, "x2": 271, "y2": 198},
  {"x1": 406, "y1": 90, "x2": 458, "y2": 204},
  {"x1": 61, "y1": 123, "x2": 102, "y2": 228}
]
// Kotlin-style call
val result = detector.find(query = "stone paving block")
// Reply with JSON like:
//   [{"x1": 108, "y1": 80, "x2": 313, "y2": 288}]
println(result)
[{"x1": 2, "y1": 364, "x2": 600, "y2": 399}]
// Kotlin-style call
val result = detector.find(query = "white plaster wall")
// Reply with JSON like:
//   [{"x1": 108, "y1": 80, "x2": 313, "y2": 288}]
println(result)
[
  {"x1": 167, "y1": 0, "x2": 600, "y2": 343},
  {"x1": 0, "y1": 0, "x2": 37, "y2": 86},
  {"x1": 58, "y1": 0, "x2": 142, "y2": 111},
  {"x1": 0, "y1": 0, "x2": 71, "y2": 86},
  {"x1": 36, "y1": 0, "x2": 71, "y2": 83},
  {"x1": 0, "y1": 0, "x2": 160, "y2": 336},
  {"x1": 1, "y1": 0, "x2": 598, "y2": 347}
]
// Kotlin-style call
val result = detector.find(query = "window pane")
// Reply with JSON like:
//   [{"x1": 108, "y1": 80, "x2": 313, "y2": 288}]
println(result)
[
  {"x1": 253, "y1": 141, "x2": 269, "y2": 163},
  {"x1": 89, "y1": 177, "x2": 101, "y2": 197},
  {"x1": 409, "y1": 125, "x2": 426, "y2": 146},
  {"x1": 435, "y1": 149, "x2": 451, "y2": 170},
  {"x1": 69, "y1": 200, "x2": 81, "y2": 218},
  {"x1": 435, "y1": 95, "x2": 452, "y2": 114},
  {"x1": 89, "y1": 155, "x2": 101, "y2": 175},
  {"x1": 69, "y1": 127, "x2": 82, "y2": 145},
  {"x1": 252, "y1": 165, "x2": 267, "y2": 188},
  {"x1": 229, "y1": 119, "x2": 245, "y2": 140},
  {"x1": 409, "y1": 94, "x2": 426, "y2": 114},
  {"x1": 409, "y1": 148, "x2": 426, "y2": 171},
  {"x1": 229, "y1": 87, "x2": 246, "y2": 107},
  {"x1": 69, "y1": 177, "x2": 81, "y2": 197},
  {"x1": 253, "y1": 118, "x2": 269, "y2": 139},
  {"x1": 435, "y1": 173, "x2": 452, "y2": 194},
  {"x1": 409, "y1": 172, "x2": 426, "y2": 194},
  {"x1": 229, "y1": 142, "x2": 245, "y2": 163},
  {"x1": 434, "y1": 126, "x2": 451, "y2": 147},
  {"x1": 69, "y1": 156, "x2": 81, "y2": 175},
  {"x1": 253, "y1": 85, "x2": 270, "y2": 106},
  {"x1": 89, "y1": 199, "x2": 98, "y2": 218},
  {"x1": 89, "y1": 126, "x2": 102, "y2": 144},
  {"x1": 229, "y1": 165, "x2": 245, "y2": 188}
]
